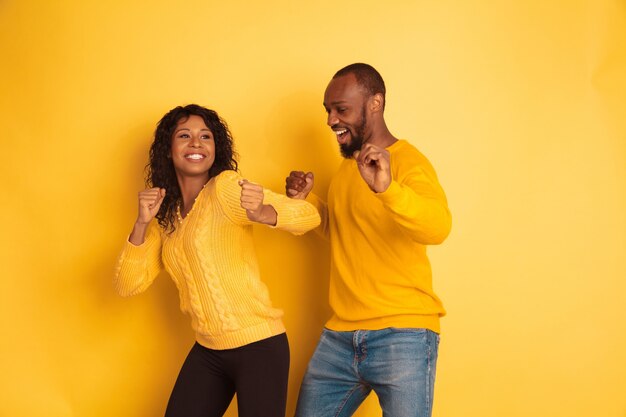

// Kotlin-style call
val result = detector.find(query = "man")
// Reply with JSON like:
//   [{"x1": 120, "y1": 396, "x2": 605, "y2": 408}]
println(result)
[{"x1": 286, "y1": 63, "x2": 452, "y2": 417}]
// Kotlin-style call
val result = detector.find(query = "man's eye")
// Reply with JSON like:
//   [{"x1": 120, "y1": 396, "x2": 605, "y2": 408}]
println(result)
[{"x1": 338, "y1": 108, "x2": 346, "y2": 113}]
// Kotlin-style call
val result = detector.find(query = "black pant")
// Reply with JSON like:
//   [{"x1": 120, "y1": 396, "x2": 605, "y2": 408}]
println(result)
[{"x1": 164, "y1": 333, "x2": 290, "y2": 417}]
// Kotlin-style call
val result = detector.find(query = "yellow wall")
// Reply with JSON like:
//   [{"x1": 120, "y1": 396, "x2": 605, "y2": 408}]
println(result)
[{"x1": 1, "y1": 1, "x2": 625, "y2": 416}]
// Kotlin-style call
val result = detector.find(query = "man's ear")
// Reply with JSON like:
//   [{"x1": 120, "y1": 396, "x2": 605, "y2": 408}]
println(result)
[{"x1": 369, "y1": 93, "x2": 385, "y2": 113}]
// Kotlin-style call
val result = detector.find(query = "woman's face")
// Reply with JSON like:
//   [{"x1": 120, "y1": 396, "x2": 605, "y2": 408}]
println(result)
[{"x1": 170, "y1": 115, "x2": 216, "y2": 182}]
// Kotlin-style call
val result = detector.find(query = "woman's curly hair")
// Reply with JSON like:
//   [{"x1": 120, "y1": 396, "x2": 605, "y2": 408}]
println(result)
[{"x1": 146, "y1": 104, "x2": 238, "y2": 233}]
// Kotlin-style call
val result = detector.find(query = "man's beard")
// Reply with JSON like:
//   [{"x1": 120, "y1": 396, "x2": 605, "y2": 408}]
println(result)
[{"x1": 339, "y1": 107, "x2": 367, "y2": 159}]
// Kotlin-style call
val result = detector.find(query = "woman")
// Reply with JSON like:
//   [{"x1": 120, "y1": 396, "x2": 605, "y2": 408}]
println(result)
[{"x1": 114, "y1": 104, "x2": 320, "y2": 417}]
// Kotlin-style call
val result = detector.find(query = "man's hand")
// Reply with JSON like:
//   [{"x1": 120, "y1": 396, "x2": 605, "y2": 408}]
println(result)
[
  {"x1": 286, "y1": 171, "x2": 314, "y2": 199},
  {"x1": 354, "y1": 144, "x2": 392, "y2": 193}
]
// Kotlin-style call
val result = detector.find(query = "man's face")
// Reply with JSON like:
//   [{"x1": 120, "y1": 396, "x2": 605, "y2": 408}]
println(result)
[{"x1": 323, "y1": 73, "x2": 370, "y2": 158}]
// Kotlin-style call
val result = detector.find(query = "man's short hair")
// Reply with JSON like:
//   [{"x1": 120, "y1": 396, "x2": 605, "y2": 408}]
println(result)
[{"x1": 334, "y1": 63, "x2": 386, "y2": 104}]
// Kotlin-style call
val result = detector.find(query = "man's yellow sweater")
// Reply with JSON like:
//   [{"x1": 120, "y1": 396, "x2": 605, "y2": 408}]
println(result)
[
  {"x1": 307, "y1": 140, "x2": 452, "y2": 333},
  {"x1": 114, "y1": 170, "x2": 320, "y2": 349}
]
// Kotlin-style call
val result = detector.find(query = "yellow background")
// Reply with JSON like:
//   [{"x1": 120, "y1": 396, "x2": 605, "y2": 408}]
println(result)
[{"x1": 1, "y1": 1, "x2": 625, "y2": 416}]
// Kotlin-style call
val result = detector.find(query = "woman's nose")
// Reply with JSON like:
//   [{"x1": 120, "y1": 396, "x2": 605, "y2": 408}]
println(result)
[{"x1": 190, "y1": 135, "x2": 201, "y2": 147}]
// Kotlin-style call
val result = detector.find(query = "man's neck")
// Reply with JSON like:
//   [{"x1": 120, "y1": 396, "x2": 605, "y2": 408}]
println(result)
[{"x1": 366, "y1": 126, "x2": 398, "y2": 149}]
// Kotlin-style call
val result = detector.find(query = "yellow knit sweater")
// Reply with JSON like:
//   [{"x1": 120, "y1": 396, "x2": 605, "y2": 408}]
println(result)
[
  {"x1": 307, "y1": 140, "x2": 452, "y2": 333},
  {"x1": 114, "y1": 170, "x2": 321, "y2": 349}
]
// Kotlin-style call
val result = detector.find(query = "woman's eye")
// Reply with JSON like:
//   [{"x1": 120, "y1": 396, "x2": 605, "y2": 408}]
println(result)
[
  {"x1": 201, "y1": 135, "x2": 212, "y2": 140},
  {"x1": 179, "y1": 134, "x2": 190, "y2": 139}
]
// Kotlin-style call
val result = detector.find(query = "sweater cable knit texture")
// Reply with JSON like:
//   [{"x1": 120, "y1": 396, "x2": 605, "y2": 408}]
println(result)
[{"x1": 114, "y1": 170, "x2": 320, "y2": 349}]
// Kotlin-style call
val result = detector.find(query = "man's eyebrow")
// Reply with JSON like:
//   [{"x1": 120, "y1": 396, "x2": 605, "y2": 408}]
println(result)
[{"x1": 323, "y1": 100, "x2": 348, "y2": 106}]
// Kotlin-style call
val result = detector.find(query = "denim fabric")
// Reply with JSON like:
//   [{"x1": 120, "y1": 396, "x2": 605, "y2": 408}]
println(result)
[{"x1": 295, "y1": 328, "x2": 439, "y2": 417}]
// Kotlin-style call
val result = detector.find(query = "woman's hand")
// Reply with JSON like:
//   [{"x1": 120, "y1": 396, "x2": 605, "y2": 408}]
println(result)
[
  {"x1": 129, "y1": 187, "x2": 165, "y2": 245},
  {"x1": 239, "y1": 179, "x2": 277, "y2": 225},
  {"x1": 137, "y1": 188, "x2": 166, "y2": 225}
]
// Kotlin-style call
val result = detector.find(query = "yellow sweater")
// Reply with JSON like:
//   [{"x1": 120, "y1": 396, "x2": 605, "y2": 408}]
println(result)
[
  {"x1": 307, "y1": 140, "x2": 452, "y2": 333},
  {"x1": 114, "y1": 170, "x2": 320, "y2": 349}
]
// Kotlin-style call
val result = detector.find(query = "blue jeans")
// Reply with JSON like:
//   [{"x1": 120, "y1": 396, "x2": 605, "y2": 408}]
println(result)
[{"x1": 295, "y1": 328, "x2": 440, "y2": 417}]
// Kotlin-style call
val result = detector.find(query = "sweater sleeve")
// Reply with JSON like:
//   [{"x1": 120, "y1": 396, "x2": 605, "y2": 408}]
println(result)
[
  {"x1": 375, "y1": 157, "x2": 452, "y2": 245},
  {"x1": 263, "y1": 188, "x2": 321, "y2": 235},
  {"x1": 215, "y1": 170, "x2": 321, "y2": 235},
  {"x1": 215, "y1": 170, "x2": 260, "y2": 225},
  {"x1": 113, "y1": 221, "x2": 164, "y2": 297},
  {"x1": 305, "y1": 192, "x2": 330, "y2": 240}
]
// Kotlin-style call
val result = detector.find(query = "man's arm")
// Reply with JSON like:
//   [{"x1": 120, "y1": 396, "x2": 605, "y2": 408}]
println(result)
[{"x1": 355, "y1": 143, "x2": 451, "y2": 244}]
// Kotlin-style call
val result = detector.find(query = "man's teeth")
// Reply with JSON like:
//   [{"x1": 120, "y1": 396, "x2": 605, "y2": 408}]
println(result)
[
  {"x1": 335, "y1": 129, "x2": 347, "y2": 136},
  {"x1": 186, "y1": 154, "x2": 204, "y2": 160}
]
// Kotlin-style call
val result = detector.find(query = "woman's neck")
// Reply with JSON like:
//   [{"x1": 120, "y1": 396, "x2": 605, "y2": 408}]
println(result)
[{"x1": 177, "y1": 175, "x2": 209, "y2": 214}]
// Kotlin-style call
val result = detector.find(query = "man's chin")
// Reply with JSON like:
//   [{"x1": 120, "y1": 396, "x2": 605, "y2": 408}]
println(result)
[
  {"x1": 339, "y1": 141, "x2": 362, "y2": 159},
  {"x1": 339, "y1": 147, "x2": 353, "y2": 159}
]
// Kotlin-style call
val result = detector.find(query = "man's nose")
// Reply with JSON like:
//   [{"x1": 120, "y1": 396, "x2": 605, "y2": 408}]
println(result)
[{"x1": 327, "y1": 112, "x2": 338, "y2": 127}]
